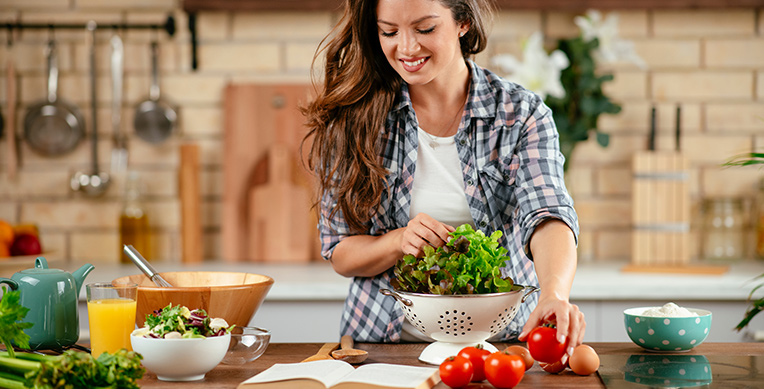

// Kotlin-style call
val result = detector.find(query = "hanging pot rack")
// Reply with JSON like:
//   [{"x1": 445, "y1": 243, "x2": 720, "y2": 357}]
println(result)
[{"x1": 2, "y1": 15, "x2": 176, "y2": 42}]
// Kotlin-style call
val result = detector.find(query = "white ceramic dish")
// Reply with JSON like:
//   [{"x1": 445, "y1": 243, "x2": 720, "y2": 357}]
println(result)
[{"x1": 131, "y1": 333, "x2": 230, "y2": 381}]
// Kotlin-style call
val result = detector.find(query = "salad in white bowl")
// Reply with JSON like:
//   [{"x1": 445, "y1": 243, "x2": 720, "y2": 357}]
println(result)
[
  {"x1": 131, "y1": 304, "x2": 234, "y2": 381},
  {"x1": 132, "y1": 304, "x2": 233, "y2": 339}
]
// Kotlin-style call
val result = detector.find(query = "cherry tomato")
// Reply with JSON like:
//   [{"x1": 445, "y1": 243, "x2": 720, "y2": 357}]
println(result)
[
  {"x1": 484, "y1": 351, "x2": 525, "y2": 389},
  {"x1": 540, "y1": 360, "x2": 567, "y2": 374},
  {"x1": 503, "y1": 345, "x2": 535, "y2": 371},
  {"x1": 457, "y1": 344, "x2": 491, "y2": 382},
  {"x1": 527, "y1": 326, "x2": 568, "y2": 363},
  {"x1": 439, "y1": 355, "x2": 473, "y2": 388}
]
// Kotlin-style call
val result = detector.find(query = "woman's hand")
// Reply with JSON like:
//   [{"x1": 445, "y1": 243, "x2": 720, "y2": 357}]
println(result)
[
  {"x1": 518, "y1": 296, "x2": 585, "y2": 362},
  {"x1": 400, "y1": 213, "x2": 454, "y2": 257}
]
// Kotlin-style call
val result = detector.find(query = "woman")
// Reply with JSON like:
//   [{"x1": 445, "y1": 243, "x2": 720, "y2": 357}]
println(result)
[{"x1": 303, "y1": 0, "x2": 585, "y2": 356}]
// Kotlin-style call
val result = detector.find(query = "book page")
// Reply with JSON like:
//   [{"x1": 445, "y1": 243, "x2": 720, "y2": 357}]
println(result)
[
  {"x1": 242, "y1": 360, "x2": 355, "y2": 387},
  {"x1": 334, "y1": 363, "x2": 439, "y2": 389}
]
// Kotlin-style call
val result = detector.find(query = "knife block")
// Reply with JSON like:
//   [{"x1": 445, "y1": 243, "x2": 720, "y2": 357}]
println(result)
[{"x1": 631, "y1": 152, "x2": 690, "y2": 266}]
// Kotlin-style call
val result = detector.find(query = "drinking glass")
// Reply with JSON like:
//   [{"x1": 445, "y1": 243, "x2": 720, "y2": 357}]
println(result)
[{"x1": 86, "y1": 282, "x2": 137, "y2": 357}]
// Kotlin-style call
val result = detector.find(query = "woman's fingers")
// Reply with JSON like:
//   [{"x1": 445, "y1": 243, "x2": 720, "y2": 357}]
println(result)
[{"x1": 401, "y1": 213, "x2": 453, "y2": 255}]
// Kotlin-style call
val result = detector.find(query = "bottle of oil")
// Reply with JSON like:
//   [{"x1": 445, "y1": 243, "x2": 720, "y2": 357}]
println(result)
[{"x1": 120, "y1": 171, "x2": 150, "y2": 263}]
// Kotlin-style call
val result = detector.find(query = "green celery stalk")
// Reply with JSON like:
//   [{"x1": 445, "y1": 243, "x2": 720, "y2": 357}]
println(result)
[
  {"x1": 0, "y1": 371, "x2": 28, "y2": 389},
  {"x1": 0, "y1": 355, "x2": 41, "y2": 375}
]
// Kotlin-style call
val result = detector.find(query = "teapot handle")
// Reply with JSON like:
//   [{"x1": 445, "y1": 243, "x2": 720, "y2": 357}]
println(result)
[
  {"x1": 0, "y1": 278, "x2": 19, "y2": 291},
  {"x1": 35, "y1": 257, "x2": 49, "y2": 269}
]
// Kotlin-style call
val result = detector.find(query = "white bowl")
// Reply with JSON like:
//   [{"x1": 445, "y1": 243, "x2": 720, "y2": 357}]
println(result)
[{"x1": 131, "y1": 334, "x2": 230, "y2": 381}]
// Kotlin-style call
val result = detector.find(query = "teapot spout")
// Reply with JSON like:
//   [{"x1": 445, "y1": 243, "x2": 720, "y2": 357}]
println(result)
[{"x1": 72, "y1": 263, "x2": 95, "y2": 295}]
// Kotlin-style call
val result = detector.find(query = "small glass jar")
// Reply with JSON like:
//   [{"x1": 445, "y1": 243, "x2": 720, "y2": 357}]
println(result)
[{"x1": 701, "y1": 198, "x2": 746, "y2": 262}]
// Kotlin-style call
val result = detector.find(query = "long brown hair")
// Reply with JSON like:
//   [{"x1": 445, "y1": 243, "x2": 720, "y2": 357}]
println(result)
[{"x1": 302, "y1": 0, "x2": 494, "y2": 233}]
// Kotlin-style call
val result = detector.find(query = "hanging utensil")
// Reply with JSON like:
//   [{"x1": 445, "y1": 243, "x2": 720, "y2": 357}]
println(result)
[
  {"x1": 110, "y1": 33, "x2": 127, "y2": 175},
  {"x1": 133, "y1": 39, "x2": 176, "y2": 144},
  {"x1": 23, "y1": 36, "x2": 85, "y2": 157},
  {"x1": 123, "y1": 245, "x2": 173, "y2": 287},
  {"x1": 71, "y1": 21, "x2": 110, "y2": 197},
  {"x1": 6, "y1": 31, "x2": 19, "y2": 179}
]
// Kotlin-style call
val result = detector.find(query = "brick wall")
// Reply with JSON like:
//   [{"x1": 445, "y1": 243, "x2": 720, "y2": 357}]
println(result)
[{"x1": 0, "y1": 1, "x2": 762, "y2": 264}]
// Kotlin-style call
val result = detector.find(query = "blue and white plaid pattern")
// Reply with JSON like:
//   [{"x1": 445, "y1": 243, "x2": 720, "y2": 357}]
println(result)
[{"x1": 319, "y1": 61, "x2": 579, "y2": 343}]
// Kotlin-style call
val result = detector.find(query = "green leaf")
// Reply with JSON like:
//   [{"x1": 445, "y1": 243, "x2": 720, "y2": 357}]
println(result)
[
  {"x1": 392, "y1": 224, "x2": 521, "y2": 294},
  {"x1": 0, "y1": 290, "x2": 33, "y2": 358},
  {"x1": 596, "y1": 132, "x2": 610, "y2": 147}
]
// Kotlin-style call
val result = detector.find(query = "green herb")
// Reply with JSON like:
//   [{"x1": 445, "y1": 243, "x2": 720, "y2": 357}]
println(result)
[
  {"x1": 0, "y1": 289, "x2": 34, "y2": 358},
  {"x1": 391, "y1": 224, "x2": 522, "y2": 294},
  {"x1": 0, "y1": 349, "x2": 144, "y2": 389}
]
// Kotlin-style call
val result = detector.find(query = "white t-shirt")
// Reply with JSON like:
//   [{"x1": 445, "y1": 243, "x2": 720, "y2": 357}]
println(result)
[
  {"x1": 409, "y1": 128, "x2": 474, "y2": 228},
  {"x1": 403, "y1": 128, "x2": 475, "y2": 342}
]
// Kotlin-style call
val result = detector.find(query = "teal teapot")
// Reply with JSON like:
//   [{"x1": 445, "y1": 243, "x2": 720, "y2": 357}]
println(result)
[{"x1": 0, "y1": 257, "x2": 94, "y2": 350}]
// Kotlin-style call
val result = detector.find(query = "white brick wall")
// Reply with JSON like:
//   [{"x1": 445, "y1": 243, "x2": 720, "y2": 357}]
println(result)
[{"x1": 0, "y1": 3, "x2": 762, "y2": 264}]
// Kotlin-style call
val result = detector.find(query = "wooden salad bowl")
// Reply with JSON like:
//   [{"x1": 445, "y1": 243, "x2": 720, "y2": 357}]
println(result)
[{"x1": 113, "y1": 271, "x2": 274, "y2": 328}]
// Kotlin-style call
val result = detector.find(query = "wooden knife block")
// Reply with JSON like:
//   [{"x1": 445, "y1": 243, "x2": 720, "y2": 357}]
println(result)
[{"x1": 631, "y1": 152, "x2": 690, "y2": 266}]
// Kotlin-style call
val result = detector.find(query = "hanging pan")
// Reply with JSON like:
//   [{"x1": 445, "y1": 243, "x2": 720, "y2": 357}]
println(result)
[
  {"x1": 133, "y1": 39, "x2": 176, "y2": 143},
  {"x1": 23, "y1": 37, "x2": 85, "y2": 156}
]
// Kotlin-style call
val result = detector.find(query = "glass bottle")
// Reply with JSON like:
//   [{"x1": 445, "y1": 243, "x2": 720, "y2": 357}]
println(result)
[
  {"x1": 701, "y1": 198, "x2": 746, "y2": 262},
  {"x1": 756, "y1": 178, "x2": 764, "y2": 260},
  {"x1": 119, "y1": 171, "x2": 151, "y2": 263}
]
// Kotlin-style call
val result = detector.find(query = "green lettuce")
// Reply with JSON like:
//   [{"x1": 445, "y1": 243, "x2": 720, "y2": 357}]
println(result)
[{"x1": 391, "y1": 224, "x2": 522, "y2": 294}]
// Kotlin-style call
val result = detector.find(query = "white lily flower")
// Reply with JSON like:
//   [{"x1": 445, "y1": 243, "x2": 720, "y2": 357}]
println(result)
[
  {"x1": 574, "y1": 10, "x2": 646, "y2": 69},
  {"x1": 491, "y1": 32, "x2": 569, "y2": 100}
]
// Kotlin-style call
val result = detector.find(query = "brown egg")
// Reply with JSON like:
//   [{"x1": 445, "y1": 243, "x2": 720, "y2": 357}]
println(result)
[
  {"x1": 568, "y1": 344, "x2": 599, "y2": 375},
  {"x1": 540, "y1": 360, "x2": 567, "y2": 374},
  {"x1": 503, "y1": 345, "x2": 535, "y2": 371}
]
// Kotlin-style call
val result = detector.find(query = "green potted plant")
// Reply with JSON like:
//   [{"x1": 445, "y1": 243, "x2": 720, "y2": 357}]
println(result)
[
  {"x1": 726, "y1": 151, "x2": 764, "y2": 332},
  {"x1": 492, "y1": 10, "x2": 645, "y2": 171}
]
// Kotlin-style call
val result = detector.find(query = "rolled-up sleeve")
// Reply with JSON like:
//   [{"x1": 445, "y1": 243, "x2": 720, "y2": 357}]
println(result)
[
  {"x1": 317, "y1": 187, "x2": 351, "y2": 261},
  {"x1": 512, "y1": 95, "x2": 579, "y2": 259}
]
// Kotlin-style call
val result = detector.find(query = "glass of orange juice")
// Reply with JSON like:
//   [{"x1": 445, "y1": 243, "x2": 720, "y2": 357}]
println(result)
[{"x1": 86, "y1": 282, "x2": 138, "y2": 357}]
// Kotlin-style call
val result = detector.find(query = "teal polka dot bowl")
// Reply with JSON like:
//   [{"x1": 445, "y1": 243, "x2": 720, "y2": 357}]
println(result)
[{"x1": 623, "y1": 307, "x2": 712, "y2": 352}]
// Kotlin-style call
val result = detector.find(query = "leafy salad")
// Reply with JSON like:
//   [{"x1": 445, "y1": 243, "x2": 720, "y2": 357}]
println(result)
[
  {"x1": 132, "y1": 304, "x2": 233, "y2": 339},
  {"x1": 391, "y1": 224, "x2": 522, "y2": 295}
]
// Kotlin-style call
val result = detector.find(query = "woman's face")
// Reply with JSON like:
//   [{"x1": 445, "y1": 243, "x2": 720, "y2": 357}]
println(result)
[{"x1": 376, "y1": 0, "x2": 468, "y2": 87}]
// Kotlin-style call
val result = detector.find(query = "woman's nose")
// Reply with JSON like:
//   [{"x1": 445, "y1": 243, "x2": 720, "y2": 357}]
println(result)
[{"x1": 399, "y1": 31, "x2": 420, "y2": 56}]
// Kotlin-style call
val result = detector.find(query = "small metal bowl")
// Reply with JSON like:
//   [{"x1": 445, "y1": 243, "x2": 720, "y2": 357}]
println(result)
[{"x1": 222, "y1": 326, "x2": 271, "y2": 365}]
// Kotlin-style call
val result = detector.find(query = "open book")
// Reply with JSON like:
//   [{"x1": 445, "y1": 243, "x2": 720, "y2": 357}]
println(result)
[{"x1": 237, "y1": 359, "x2": 440, "y2": 389}]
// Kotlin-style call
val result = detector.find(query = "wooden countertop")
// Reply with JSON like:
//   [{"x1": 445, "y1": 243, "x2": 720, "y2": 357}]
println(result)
[{"x1": 137, "y1": 342, "x2": 764, "y2": 388}]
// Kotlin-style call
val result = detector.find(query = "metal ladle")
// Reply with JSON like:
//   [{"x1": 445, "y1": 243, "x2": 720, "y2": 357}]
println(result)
[
  {"x1": 123, "y1": 245, "x2": 173, "y2": 287},
  {"x1": 71, "y1": 21, "x2": 110, "y2": 196}
]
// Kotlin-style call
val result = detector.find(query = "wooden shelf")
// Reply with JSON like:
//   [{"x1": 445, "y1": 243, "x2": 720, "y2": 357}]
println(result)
[{"x1": 183, "y1": 0, "x2": 764, "y2": 12}]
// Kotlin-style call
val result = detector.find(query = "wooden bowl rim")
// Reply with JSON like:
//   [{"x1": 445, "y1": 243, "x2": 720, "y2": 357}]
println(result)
[{"x1": 113, "y1": 271, "x2": 274, "y2": 291}]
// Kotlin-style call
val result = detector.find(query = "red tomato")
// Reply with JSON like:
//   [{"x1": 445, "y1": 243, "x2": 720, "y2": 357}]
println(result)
[
  {"x1": 439, "y1": 355, "x2": 473, "y2": 388},
  {"x1": 484, "y1": 351, "x2": 525, "y2": 389},
  {"x1": 527, "y1": 326, "x2": 568, "y2": 363},
  {"x1": 457, "y1": 345, "x2": 491, "y2": 382}
]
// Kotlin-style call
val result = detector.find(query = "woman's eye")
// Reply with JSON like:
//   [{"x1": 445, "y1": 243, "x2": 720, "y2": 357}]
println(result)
[
  {"x1": 418, "y1": 26, "x2": 435, "y2": 34},
  {"x1": 380, "y1": 30, "x2": 397, "y2": 37}
]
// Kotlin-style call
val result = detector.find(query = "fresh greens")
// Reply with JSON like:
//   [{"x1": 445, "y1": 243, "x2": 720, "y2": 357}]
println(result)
[
  {"x1": 0, "y1": 289, "x2": 33, "y2": 358},
  {"x1": 133, "y1": 304, "x2": 233, "y2": 339},
  {"x1": 0, "y1": 349, "x2": 144, "y2": 389},
  {"x1": 391, "y1": 224, "x2": 522, "y2": 294}
]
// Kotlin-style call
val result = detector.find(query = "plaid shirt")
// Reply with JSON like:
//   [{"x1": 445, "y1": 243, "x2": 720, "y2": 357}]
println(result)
[{"x1": 319, "y1": 61, "x2": 579, "y2": 343}]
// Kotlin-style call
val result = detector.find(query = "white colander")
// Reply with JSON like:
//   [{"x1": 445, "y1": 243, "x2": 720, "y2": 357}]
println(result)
[{"x1": 381, "y1": 286, "x2": 538, "y2": 364}]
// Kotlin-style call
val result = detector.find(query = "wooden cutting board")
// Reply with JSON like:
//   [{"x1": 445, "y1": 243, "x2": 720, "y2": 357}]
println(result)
[{"x1": 222, "y1": 83, "x2": 319, "y2": 262}]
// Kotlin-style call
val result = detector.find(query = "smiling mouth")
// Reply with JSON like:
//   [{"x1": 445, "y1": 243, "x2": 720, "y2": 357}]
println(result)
[{"x1": 402, "y1": 58, "x2": 426, "y2": 67}]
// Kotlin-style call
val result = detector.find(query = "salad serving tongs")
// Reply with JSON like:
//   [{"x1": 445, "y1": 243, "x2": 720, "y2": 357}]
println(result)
[{"x1": 123, "y1": 244, "x2": 173, "y2": 287}]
